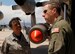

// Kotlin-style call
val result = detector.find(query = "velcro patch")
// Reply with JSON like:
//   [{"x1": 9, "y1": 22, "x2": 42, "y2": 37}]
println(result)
[{"x1": 51, "y1": 28, "x2": 59, "y2": 33}]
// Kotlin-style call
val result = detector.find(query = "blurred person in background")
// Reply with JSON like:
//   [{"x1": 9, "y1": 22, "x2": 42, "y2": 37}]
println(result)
[{"x1": 1, "y1": 17, "x2": 31, "y2": 54}]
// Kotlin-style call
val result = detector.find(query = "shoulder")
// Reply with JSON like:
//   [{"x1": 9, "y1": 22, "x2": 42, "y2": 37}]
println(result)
[
  {"x1": 51, "y1": 20, "x2": 72, "y2": 34},
  {"x1": 4, "y1": 34, "x2": 14, "y2": 43},
  {"x1": 54, "y1": 20, "x2": 71, "y2": 29}
]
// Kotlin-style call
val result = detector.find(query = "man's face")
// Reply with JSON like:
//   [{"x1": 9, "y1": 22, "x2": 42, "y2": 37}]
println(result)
[
  {"x1": 42, "y1": 4, "x2": 55, "y2": 24},
  {"x1": 11, "y1": 20, "x2": 21, "y2": 33}
]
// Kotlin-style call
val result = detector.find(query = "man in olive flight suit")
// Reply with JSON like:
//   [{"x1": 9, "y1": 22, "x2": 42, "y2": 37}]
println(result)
[{"x1": 42, "y1": 2, "x2": 75, "y2": 54}]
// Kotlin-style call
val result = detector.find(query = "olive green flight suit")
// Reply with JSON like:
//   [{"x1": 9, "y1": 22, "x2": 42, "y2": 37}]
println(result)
[
  {"x1": 48, "y1": 16, "x2": 75, "y2": 54},
  {"x1": 1, "y1": 32, "x2": 31, "y2": 54}
]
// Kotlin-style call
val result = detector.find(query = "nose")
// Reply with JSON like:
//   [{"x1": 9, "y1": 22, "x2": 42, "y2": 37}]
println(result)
[{"x1": 42, "y1": 13, "x2": 45, "y2": 18}]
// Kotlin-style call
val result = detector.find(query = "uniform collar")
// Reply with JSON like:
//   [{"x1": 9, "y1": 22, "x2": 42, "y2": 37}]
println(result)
[
  {"x1": 53, "y1": 16, "x2": 63, "y2": 26},
  {"x1": 10, "y1": 34, "x2": 18, "y2": 41},
  {"x1": 11, "y1": 32, "x2": 23, "y2": 41}
]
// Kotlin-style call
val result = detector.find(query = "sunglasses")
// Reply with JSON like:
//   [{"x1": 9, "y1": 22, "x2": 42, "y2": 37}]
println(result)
[{"x1": 43, "y1": 10, "x2": 47, "y2": 13}]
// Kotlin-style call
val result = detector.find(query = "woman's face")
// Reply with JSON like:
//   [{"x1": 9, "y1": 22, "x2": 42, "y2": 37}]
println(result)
[{"x1": 11, "y1": 20, "x2": 21, "y2": 33}]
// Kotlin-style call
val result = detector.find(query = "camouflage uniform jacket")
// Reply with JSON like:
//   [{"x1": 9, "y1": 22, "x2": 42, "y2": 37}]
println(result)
[
  {"x1": 48, "y1": 16, "x2": 75, "y2": 54},
  {"x1": 1, "y1": 32, "x2": 31, "y2": 54}
]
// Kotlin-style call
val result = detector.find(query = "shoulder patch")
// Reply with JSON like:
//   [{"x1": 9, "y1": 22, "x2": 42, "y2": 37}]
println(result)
[{"x1": 51, "y1": 28, "x2": 60, "y2": 33}]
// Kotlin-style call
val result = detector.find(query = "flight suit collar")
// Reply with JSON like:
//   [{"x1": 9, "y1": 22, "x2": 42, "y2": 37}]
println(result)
[
  {"x1": 11, "y1": 32, "x2": 23, "y2": 41},
  {"x1": 53, "y1": 16, "x2": 64, "y2": 26},
  {"x1": 11, "y1": 33, "x2": 18, "y2": 41}
]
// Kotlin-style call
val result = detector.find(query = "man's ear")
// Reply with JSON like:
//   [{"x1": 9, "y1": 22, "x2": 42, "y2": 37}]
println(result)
[{"x1": 52, "y1": 8, "x2": 57, "y2": 13}]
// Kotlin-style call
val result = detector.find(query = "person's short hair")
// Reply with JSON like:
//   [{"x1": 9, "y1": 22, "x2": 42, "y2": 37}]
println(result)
[
  {"x1": 45, "y1": 2, "x2": 61, "y2": 15},
  {"x1": 9, "y1": 17, "x2": 21, "y2": 28}
]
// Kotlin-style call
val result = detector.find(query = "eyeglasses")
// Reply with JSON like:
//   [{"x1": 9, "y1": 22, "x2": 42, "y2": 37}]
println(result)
[{"x1": 43, "y1": 10, "x2": 47, "y2": 13}]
